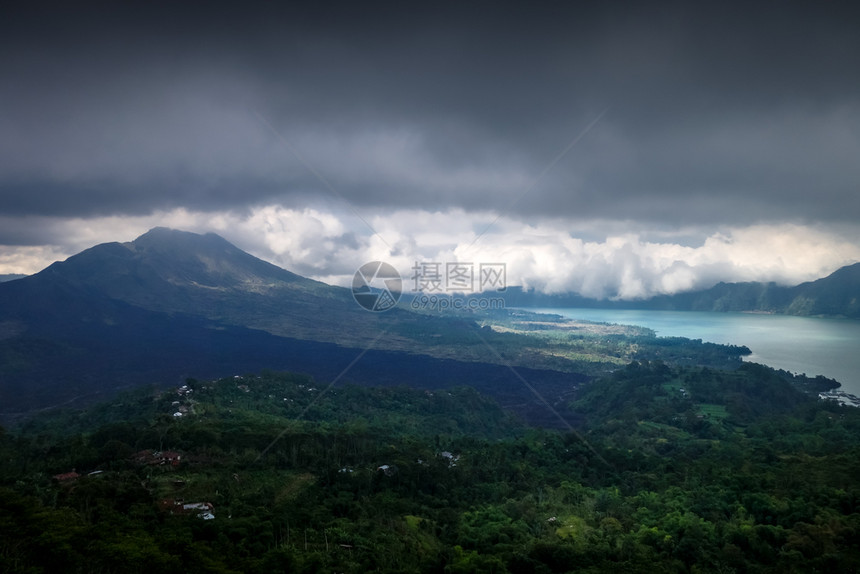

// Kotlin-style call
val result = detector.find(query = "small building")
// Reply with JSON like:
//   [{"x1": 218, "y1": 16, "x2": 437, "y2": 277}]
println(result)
[
  {"x1": 182, "y1": 502, "x2": 215, "y2": 520},
  {"x1": 132, "y1": 449, "x2": 182, "y2": 467},
  {"x1": 159, "y1": 451, "x2": 182, "y2": 466},
  {"x1": 52, "y1": 470, "x2": 80, "y2": 483},
  {"x1": 160, "y1": 499, "x2": 215, "y2": 520},
  {"x1": 377, "y1": 464, "x2": 397, "y2": 476},
  {"x1": 440, "y1": 451, "x2": 460, "y2": 467}
]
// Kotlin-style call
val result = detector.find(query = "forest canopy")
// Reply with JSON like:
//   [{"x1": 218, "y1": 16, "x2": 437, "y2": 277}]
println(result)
[{"x1": 2, "y1": 361, "x2": 859, "y2": 573}]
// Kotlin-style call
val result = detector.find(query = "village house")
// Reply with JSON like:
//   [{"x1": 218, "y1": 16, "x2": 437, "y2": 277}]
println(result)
[{"x1": 52, "y1": 470, "x2": 80, "y2": 483}]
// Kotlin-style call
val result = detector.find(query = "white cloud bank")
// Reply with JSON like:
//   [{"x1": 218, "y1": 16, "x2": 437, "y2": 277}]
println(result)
[{"x1": 1, "y1": 206, "x2": 858, "y2": 299}]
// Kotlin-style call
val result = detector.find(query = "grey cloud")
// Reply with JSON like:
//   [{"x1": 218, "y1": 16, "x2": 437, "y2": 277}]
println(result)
[{"x1": 2, "y1": 1, "x2": 859, "y2": 229}]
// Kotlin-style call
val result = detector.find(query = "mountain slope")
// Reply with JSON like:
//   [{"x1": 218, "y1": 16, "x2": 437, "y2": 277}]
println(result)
[
  {"x1": 785, "y1": 262, "x2": 860, "y2": 316},
  {"x1": 0, "y1": 228, "x2": 596, "y2": 423},
  {"x1": 47, "y1": 227, "x2": 318, "y2": 296},
  {"x1": 36, "y1": 227, "x2": 364, "y2": 341}
]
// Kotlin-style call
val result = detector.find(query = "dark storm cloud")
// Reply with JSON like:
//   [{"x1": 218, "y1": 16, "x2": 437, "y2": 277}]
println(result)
[{"x1": 2, "y1": 1, "x2": 859, "y2": 225}]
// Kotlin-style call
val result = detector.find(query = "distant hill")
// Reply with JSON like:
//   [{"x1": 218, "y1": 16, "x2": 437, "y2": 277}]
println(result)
[
  {"x1": 0, "y1": 274, "x2": 26, "y2": 283},
  {"x1": 493, "y1": 263, "x2": 860, "y2": 318}
]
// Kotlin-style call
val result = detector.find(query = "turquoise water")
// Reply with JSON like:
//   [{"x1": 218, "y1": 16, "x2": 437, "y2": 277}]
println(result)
[{"x1": 529, "y1": 308, "x2": 860, "y2": 396}]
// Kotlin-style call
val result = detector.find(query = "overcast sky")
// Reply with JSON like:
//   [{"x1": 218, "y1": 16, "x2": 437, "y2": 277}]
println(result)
[{"x1": 2, "y1": 1, "x2": 859, "y2": 298}]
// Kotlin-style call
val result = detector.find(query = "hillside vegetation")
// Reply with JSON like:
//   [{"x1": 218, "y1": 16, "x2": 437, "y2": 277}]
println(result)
[{"x1": 2, "y1": 363, "x2": 858, "y2": 573}]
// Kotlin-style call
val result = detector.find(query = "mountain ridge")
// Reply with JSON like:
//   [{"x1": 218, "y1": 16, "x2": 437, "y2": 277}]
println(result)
[
  {"x1": 490, "y1": 262, "x2": 860, "y2": 318},
  {"x1": 41, "y1": 226, "x2": 328, "y2": 299},
  {"x1": 26, "y1": 227, "x2": 383, "y2": 346},
  {"x1": 6, "y1": 228, "x2": 857, "y2": 317}
]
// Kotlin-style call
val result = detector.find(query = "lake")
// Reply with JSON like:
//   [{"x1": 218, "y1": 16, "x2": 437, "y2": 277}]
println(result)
[{"x1": 529, "y1": 308, "x2": 860, "y2": 396}]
